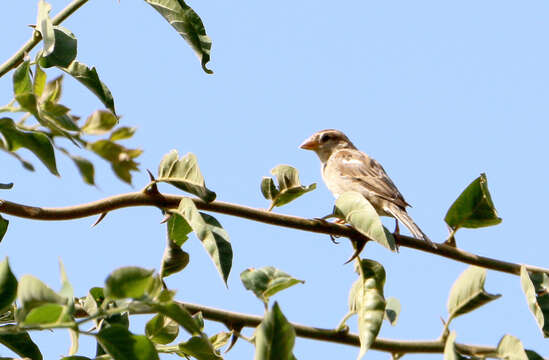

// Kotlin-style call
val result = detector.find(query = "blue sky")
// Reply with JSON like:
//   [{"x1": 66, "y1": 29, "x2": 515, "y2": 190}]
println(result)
[{"x1": 1, "y1": 1, "x2": 549, "y2": 358}]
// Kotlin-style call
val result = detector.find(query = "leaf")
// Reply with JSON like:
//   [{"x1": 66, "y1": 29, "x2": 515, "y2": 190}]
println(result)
[
  {"x1": 209, "y1": 331, "x2": 231, "y2": 350},
  {"x1": 61, "y1": 61, "x2": 116, "y2": 115},
  {"x1": 33, "y1": 63, "x2": 47, "y2": 97},
  {"x1": 68, "y1": 328, "x2": 79, "y2": 356},
  {"x1": 171, "y1": 199, "x2": 232, "y2": 285},
  {"x1": 89, "y1": 139, "x2": 141, "y2": 184},
  {"x1": 445, "y1": 173, "x2": 502, "y2": 231},
  {"x1": 40, "y1": 101, "x2": 79, "y2": 131},
  {"x1": 260, "y1": 177, "x2": 278, "y2": 200},
  {"x1": 353, "y1": 259, "x2": 386, "y2": 360},
  {"x1": 17, "y1": 275, "x2": 66, "y2": 322},
  {"x1": 447, "y1": 266, "x2": 501, "y2": 318},
  {"x1": 71, "y1": 155, "x2": 95, "y2": 185},
  {"x1": 40, "y1": 75, "x2": 63, "y2": 104},
  {"x1": 38, "y1": 26, "x2": 77, "y2": 68},
  {"x1": 520, "y1": 266, "x2": 549, "y2": 337},
  {"x1": 82, "y1": 110, "x2": 118, "y2": 135},
  {"x1": 58, "y1": 259, "x2": 74, "y2": 303},
  {"x1": 496, "y1": 335, "x2": 528, "y2": 360},
  {"x1": 60, "y1": 357, "x2": 91, "y2": 360},
  {"x1": 110, "y1": 127, "x2": 136, "y2": 141},
  {"x1": 22, "y1": 303, "x2": 66, "y2": 325},
  {"x1": 0, "y1": 117, "x2": 59, "y2": 175},
  {"x1": 178, "y1": 333, "x2": 222, "y2": 360},
  {"x1": 157, "y1": 150, "x2": 216, "y2": 202},
  {"x1": 145, "y1": 0, "x2": 213, "y2": 74},
  {"x1": 96, "y1": 324, "x2": 159, "y2": 360},
  {"x1": 525, "y1": 350, "x2": 545, "y2": 360},
  {"x1": 0, "y1": 183, "x2": 13, "y2": 189},
  {"x1": 104, "y1": 267, "x2": 154, "y2": 300},
  {"x1": 334, "y1": 191, "x2": 397, "y2": 252},
  {"x1": 167, "y1": 212, "x2": 192, "y2": 246},
  {"x1": 13, "y1": 60, "x2": 32, "y2": 96},
  {"x1": 0, "y1": 325, "x2": 43, "y2": 360},
  {"x1": 0, "y1": 216, "x2": 8, "y2": 243},
  {"x1": 0, "y1": 258, "x2": 17, "y2": 311},
  {"x1": 266, "y1": 165, "x2": 316, "y2": 209},
  {"x1": 36, "y1": 0, "x2": 55, "y2": 56},
  {"x1": 152, "y1": 302, "x2": 202, "y2": 335},
  {"x1": 240, "y1": 266, "x2": 304, "y2": 306},
  {"x1": 254, "y1": 302, "x2": 295, "y2": 360},
  {"x1": 145, "y1": 314, "x2": 179, "y2": 344},
  {"x1": 160, "y1": 238, "x2": 189, "y2": 278},
  {"x1": 384, "y1": 297, "x2": 400, "y2": 326},
  {"x1": 443, "y1": 331, "x2": 460, "y2": 360}
]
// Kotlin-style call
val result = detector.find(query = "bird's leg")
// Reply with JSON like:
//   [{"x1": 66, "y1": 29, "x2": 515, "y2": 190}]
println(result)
[
  {"x1": 314, "y1": 213, "x2": 343, "y2": 244},
  {"x1": 394, "y1": 219, "x2": 400, "y2": 234}
]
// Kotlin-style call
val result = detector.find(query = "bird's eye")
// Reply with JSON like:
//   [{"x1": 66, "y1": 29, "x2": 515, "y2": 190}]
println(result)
[{"x1": 320, "y1": 134, "x2": 333, "y2": 143}]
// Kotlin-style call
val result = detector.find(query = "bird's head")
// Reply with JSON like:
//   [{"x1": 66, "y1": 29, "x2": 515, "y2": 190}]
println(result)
[{"x1": 300, "y1": 129, "x2": 356, "y2": 163}]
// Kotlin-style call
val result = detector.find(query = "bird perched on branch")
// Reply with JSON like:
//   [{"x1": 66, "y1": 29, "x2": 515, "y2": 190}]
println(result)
[{"x1": 300, "y1": 129, "x2": 434, "y2": 247}]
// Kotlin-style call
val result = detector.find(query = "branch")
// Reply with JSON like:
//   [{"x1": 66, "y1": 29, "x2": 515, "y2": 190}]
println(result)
[
  {"x1": 0, "y1": 190, "x2": 547, "y2": 277},
  {"x1": 141, "y1": 301, "x2": 498, "y2": 356},
  {"x1": 0, "y1": 0, "x2": 89, "y2": 77}
]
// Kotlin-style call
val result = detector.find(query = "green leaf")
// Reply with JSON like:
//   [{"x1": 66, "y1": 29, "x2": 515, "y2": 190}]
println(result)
[
  {"x1": 38, "y1": 26, "x2": 77, "y2": 68},
  {"x1": 168, "y1": 213, "x2": 192, "y2": 246},
  {"x1": 444, "y1": 173, "x2": 502, "y2": 231},
  {"x1": 33, "y1": 63, "x2": 47, "y2": 97},
  {"x1": 152, "y1": 302, "x2": 202, "y2": 335},
  {"x1": 334, "y1": 191, "x2": 397, "y2": 252},
  {"x1": 61, "y1": 61, "x2": 116, "y2": 115},
  {"x1": 160, "y1": 238, "x2": 190, "y2": 278},
  {"x1": 353, "y1": 259, "x2": 386, "y2": 360},
  {"x1": 0, "y1": 258, "x2": 17, "y2": 311},
  {"x1": 0, "y1": 325, "x2": 43, "y2": 360},
  {"x1": 254, "y1": 302, "x2": 295, "y2": 360},
  {"x1": 22, "y1": 303, "x2": 66, "y2": 325},
  {"x1": 71, "y1": 155, "x2": 95, "y2": 185},
  {"x1": 520, "y1": 266, "x2": 549, "y2": 337},
  {"x1": 145, "y1": 314, "x2": 179, "y2": 344},
  {"x1": 89, "y1": 139, "x2": 141, "y2": 184},
  {"x1": 496, "y1": 335, "x2": 528, "y2": 360},
  {"x1": 13, "y1": 60, "x2": 32, "y2": 96},
  {"x1": 240, "y1": 266, "x2": 304, "y2": 306},
  {"x1": 443, "y1": 331, "x2": 460, "y2": 360},
  {"x1": 82, "y1": 110, "x2": 118, "y2": 135},
  {"x1": 40, "y1": 75, "x2": 63, "y2": 103},
  {"x1": 178, "y1": 333, "x2": 222, "y2": 360},
  {"x1": 110, "y1": 127, "x2": 136, "y2": 141},
  {"x1": 157, "y1": 150, "x2": 216, "y2": 202},
  {"x1": 96, "y1": 324, "x2": 159, "y2": 360},
  {"x1": 266, "y1": 165, "x2": 316, "y2": 209},
  {"x1": 260, "y1": 177, "x2": 278, "y2": 200},
  {"x1": 60, "y1": 356, "x2": 91, "y2": 360},
  {"x1": 17, "y1": 275, "x2": 66, "y2": 322},
  {"x1": 526, "y1": 350, "x2": 545, "y2": 360},
  {"x1": 36, "y1": 0, "x2": 55, "y2": 56},
  {"x1": 104, "y1": 267, "x2": 154, "y2": 300},
  {"x1": 0, "y1": 216, "x2": 8, "y2": 243},
  {"x1": 171, "y1": 199, "x2": 232, "y2": 285},
  {"x1": 0, "y1": 117, "x2": 58, "y2": 175},
  {"x1": 58, "y1": 259, "x2": 74, "y2": 304},
  {"x1": 145, "y1": 0, "x2": 213, "y2": 74},
  {"x1": 209, "y1": 331, "x2": 231, "y2": 350},
  {"x1": 447, "y1": 266, "x2": 501, "y2": 318},
  {"x1": 40, "y1": 100, "x2": 79, "y2": 131},
  {"x1": 0, "y1": 183, "x2": 13, "y2": 189},
  {"x1": 384, "y1": 297, "x2": 400, "y2": 326}
]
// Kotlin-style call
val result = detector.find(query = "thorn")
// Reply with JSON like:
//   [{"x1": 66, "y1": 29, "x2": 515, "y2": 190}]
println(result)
[
  {"x1": 344, "y1": 238, "x2": 366, "y2": 264},
  {"x1": 225, "y1": 324, "x2": 243, "y2": 353},
  {"x1": 329, "y1": 234, "x2": 340, "y2": 244},
  {"x1": 160, "y1": 213, "x2": 171, "y2": 224},
  {"x1": 91, "y1": 212, "x2": 108, "y2": 227},
  {"x1": 146, "y1": 169, "x2": 156, "y2": 182}
]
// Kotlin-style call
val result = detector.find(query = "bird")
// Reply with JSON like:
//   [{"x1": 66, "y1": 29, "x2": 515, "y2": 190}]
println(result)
[{"x1": 300, "y1": 129, "x2": 434, "y2": 246}]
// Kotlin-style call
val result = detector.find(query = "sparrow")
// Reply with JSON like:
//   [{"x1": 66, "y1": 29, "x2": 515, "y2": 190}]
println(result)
[{"x1": 300, "y1": 129, "x2": 434, "y2": 246}]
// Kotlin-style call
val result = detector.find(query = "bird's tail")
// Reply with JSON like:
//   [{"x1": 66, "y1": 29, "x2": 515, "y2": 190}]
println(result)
[{"x1": 385, "y1": 204, "x2": 435, "y2": 247}]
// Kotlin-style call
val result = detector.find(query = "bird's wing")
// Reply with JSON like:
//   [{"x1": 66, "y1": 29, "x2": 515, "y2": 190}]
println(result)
[{"x1": 329, "y1": 149, "x2": 410, "y2": 208}]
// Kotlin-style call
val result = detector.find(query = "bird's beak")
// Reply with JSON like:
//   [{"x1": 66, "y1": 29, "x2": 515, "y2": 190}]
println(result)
[{"x1": 299, "y1": 137, "x2": 318, "y2": 150}]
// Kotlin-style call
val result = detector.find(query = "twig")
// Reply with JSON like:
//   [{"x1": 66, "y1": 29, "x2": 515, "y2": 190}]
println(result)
[
  {"x1": 0, "y1": 0, "x2": 90, "y2": 77},
  {"x1": 0, "y1": 191, "x2": 547, "y2": 277}
]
